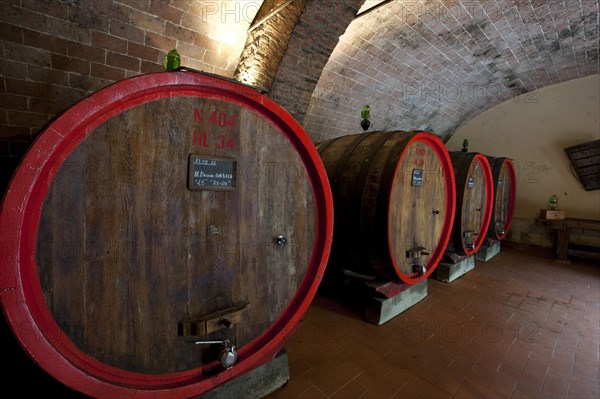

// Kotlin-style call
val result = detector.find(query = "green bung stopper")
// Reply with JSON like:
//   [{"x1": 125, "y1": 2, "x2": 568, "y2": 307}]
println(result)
[
  {"x1": 164, "y1": 49, "x2": 181, "y2": 71},
  {"x1": 549, "y1": 194, "x2": 558, "y2": 210}
]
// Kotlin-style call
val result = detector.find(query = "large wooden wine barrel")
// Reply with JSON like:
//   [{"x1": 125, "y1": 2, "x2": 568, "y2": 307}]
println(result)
[
  {"x1": 316, "y1": 131, "x2": 456, "y2": 285},
  {"x1": 0, "y1": 71, "x2": 333, "y2": 399},
  {"x1": 448, "y1": 152, "x2": 494, "y2": 256},
  {"x1": 485, "y1": 156, "x2": 516, "y2": 240}
]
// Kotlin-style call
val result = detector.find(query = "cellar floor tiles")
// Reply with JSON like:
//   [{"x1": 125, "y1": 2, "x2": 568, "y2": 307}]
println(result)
[
  {"x1": 266, "y1": 246, "x2": 600, "y2": 399},
  {"x1": 2, "y1": 245, "x2": 598, "y2": 399}
]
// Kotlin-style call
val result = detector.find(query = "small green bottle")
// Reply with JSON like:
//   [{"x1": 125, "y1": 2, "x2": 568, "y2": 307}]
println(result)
[
  {"x1": 163, "y1": 49, "x2": 181, "y2": 71},
  {"x1": 549, "y1": 194, "x2": 558, "y2": 210},
  {"x1": 462, "y1": 138, "x2": 469, "y2": 152},
  {"x1": 361, "y1": 105, "x2": 371, "y2": 120},
  {"x1": 360, "y1": 105, "x2": 371, "y2": 131}
]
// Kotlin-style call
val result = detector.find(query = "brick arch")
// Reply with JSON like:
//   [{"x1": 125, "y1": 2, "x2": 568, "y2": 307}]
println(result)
[
  {"x1": 234, "y1": 0, "x2": 365, "y2": 122},
  {"x1": 236, "y1": 0, "x2": 598, "y2": 144},
  {"x1": 302, "y1": 0, "x2": 599, "y2": 143}
]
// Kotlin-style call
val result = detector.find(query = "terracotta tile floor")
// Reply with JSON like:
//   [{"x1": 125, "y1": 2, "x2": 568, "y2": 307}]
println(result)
[
  {"x1": 266, "y1": 246, "x2": 600, "y2": 399},
  {"x1": 2, "y1": 246, "x2": 597, "y2": 398}
]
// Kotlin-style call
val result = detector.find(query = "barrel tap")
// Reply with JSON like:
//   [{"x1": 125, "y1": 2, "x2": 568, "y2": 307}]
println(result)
[
  {"x1": 495, "y1": 221, "x2": 505, "y2": 236},
  {"x1": 194, "y1": 339, "x2": 237, "y2": 369},
  {"x1": 463, "y1": 231, "x2": 476, "y2": 250},
  {"x1": 408, "y1": 246, "x2": 429, "y2": 275}
]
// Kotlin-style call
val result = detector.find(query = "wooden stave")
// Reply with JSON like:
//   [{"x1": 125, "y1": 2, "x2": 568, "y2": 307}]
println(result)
[
  {"x1": 485, "y1": 156, "x2": 517, "y2": 240},
  {"x1": 448, "y1": 151, "x2": 494, "y2": 256},
  {"x1": 316, "y1": 131, "x2": 456, "y2": 284},
  {"x1": 0, "y1": 71, "x2": 334, "y2": 399}
]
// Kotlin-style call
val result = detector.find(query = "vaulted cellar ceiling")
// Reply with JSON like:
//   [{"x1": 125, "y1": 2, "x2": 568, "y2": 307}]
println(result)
[{"x1": 301, "y1": 0, "x2": 599, "y2": 143}]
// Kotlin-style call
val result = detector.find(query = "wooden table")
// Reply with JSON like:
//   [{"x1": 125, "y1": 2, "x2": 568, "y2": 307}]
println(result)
[{"x1": 540, "y1": 217, "x2": 600, "y2": 261}]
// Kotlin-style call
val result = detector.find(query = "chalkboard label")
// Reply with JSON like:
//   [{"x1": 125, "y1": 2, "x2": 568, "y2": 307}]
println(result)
[
  {"x1": 411, "y1": 169, "x2": 423, "y2": 186},
  {"x1": 188, "y1": 154, "x2": 236, "y2": 191},
  {"x1": 467, "y1": 176, "x2": 474, "y2": 189}
]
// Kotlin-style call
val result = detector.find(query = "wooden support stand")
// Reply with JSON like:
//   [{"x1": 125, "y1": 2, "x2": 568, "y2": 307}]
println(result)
[
  {"x1": 202, "y1": 349, "x2": 290, "y2": 399},
  {"x1": 537, "y1": 217, "x2": 600, "y2": 262},
  {"x1": 433, "y1": 254, "x2": 475, "y2": 283},
  {"x1": 320, "y1": 270, "x2": 428, "y2": 326},
  {"x1": 475, "y1": 238, "x2": 501, "y2": 262},
  {"x1": 363, "y1": 279, "x2": 428, "y2": 325}
]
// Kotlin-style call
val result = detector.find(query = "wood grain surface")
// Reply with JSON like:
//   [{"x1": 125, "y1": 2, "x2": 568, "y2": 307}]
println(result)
[
  {"x1": 317, "y1": 131, "x2": 453, "y2": 283},
  {"x1": 448, "y1": 152, "x2": 492, "y2": 255},
  {"x1": 486, "y1": 157, "x2": 516, "y2": 240},
  {"x1": 37, "y1": 96, "x2": 316, "y2": 374}
]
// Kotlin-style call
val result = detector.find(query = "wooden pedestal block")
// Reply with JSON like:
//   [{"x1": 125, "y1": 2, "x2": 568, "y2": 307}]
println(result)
[
  {"x1": 363, "y1": 280, "x2": 428, "y2": 325},
  {"x1": 475, "y1": 239, "x2": 501, "y2": 262},
  {"x1": 433, "y1": 255, "x2": 475, "y2": 283},
  {"x1": 202, "y1": 350, "x2": 290, "y2": 399}
]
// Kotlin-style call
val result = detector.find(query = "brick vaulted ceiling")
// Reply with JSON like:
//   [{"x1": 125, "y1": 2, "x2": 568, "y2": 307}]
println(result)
[{"x1": 246, "y1": 0, "x2": 600, "y2": 144}]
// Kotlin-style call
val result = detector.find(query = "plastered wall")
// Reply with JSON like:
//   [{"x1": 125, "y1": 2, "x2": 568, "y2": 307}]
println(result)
[{"x1": 446, "y1": 74, "x2": 600, "y2": 248}]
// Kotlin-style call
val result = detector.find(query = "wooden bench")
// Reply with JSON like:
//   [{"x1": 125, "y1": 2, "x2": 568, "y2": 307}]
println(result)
[{"x1": 542, "y1": 217, "x2": 600, "y2": 262}]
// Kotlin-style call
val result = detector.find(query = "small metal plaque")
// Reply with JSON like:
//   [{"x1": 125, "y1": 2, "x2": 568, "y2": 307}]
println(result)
[
  {"x1": 467, "y1": 176, "x2": 474, "y2": 189},
  {"x1": 411, "y1": 169, "x2": 424, "y2": 186},
  {"x1": 498, "y1": 178, "x2": 503, "y2": 186},
  {"x1": 188, "y1": 154, "x2": 236, "y2": 191},
  {"x1": 207, "y1": 225, "x2": 222, "y2": 236}
]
